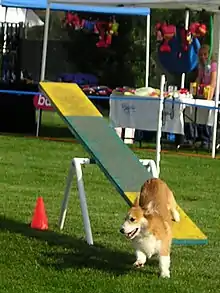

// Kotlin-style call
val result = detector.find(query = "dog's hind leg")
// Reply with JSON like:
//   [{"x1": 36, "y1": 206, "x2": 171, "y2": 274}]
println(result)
[
  {"x1": 159, "y1": 224, "x2": 172, "y2": 278},
  {"x1": 159, "y1": 254, "x2": 170, "y2": 278}
]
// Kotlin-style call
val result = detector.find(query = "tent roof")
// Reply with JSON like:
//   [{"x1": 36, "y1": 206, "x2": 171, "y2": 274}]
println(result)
[
  {"x1": 3, "y1": 0, "x2": 220, "y2": 13},
  {"x1": 50, "y1": 0, "x2": 220, "y2": 12},
  {"x1": 1, "y1": 0, "x2": 150, "y2": 15}
]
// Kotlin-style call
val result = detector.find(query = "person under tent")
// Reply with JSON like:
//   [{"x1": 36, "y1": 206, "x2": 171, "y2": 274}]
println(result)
[{"x1": 185, "y1": 44, "x2": 218, "y2": 149}]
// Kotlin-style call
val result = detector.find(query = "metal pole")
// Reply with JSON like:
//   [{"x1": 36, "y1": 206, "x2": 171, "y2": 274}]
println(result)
[
  {"x1": 139, "y1": 159, "x2": 159, "y2": 178},
  {"x1": 156, "y1": 74, "x2": 166, "y2": 175},
  {"x1": 58, "y1": 160, "x2": 75, "y2": 230},
  {"x1": 212, "y1": 12, "x2": 220, "y2": 158},
  {"x1": 181, "y1": 9, "x2": 190, "y2": 89},
  {"x1": 74, "y1": 159, "x2": 93, "y2": 245},
  {"x1": 40, "y1": 4, "x2": 50, "y2": 81},
  {"x1": 145, "y1": 13, "x2": 150, "y2": 88},
  {"x1": 36, "y1": 4, "x2": 51, "y2": 137}
]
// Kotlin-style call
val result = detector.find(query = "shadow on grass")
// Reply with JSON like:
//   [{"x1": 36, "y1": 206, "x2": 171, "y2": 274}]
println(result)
[
  {"x1": 39, "y1": 125, "x2": 73, "y2": 139},
  {"x1": 0, "y1": 125, "x2": 73, "y2": 140},
  {"x1": 0, "y1": 215, "x2": 143, "y2": 275}
]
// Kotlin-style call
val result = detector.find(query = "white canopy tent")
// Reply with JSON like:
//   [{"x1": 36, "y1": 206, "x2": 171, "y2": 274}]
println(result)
[{"x1": 0, "y1": 5, "x2": 44, "y2": 26}]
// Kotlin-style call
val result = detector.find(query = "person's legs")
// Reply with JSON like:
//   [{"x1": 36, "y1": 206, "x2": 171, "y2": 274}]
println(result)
[
  {"x1": 199, "y1": 124, "x2": 212, "y2": 148},
  {"x1": 185, "y1": 122, "x2": 198, "y2": 144}
]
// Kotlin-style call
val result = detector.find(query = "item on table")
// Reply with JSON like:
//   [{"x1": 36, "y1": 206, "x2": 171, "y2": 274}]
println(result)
[
  {"x1": 135, "y1": 87, "x2": 160, "y2": 97},
  {"x1": 203, "y1": 85, "x2": 211, "y2": 100},
  {"x1": 197, "y1": 83, "x2": 205, "y2": 97},
  {"x1": 96, "y1": 86, "x2": 113, "y2": 96},
  {"x1": 179, "y1": 88, "x2": 188, "y2": 94},
  {"x1": 81, "y1": 85, "x2": 113, "y2": 96},
  {"x1": 167, "y1": 85, "x2": 174, "y2": 97},
  {"x1": 189, "y1": 82, "x2": 197, "y2": 96},
  {"x1": 168, "y1": 85, "x2": 174, "y2": 93},
  {"x1": 115, "y1": 86, "x2": 136, "y2": 94}
]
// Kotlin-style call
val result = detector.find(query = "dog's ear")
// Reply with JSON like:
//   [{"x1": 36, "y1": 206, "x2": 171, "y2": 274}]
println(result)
[{"x1": 133, "y1": 193, "x2": 140, "y2": 207}]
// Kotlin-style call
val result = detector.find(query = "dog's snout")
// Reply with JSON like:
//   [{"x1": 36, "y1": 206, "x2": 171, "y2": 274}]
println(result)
[{"x1": 120, "y1": 228, "x2": 125, "y2": 234}]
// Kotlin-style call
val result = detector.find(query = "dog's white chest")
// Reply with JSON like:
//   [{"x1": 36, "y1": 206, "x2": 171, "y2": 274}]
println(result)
[{"x1": 132, "y1": 234, "x2": 161, "y2": 257}]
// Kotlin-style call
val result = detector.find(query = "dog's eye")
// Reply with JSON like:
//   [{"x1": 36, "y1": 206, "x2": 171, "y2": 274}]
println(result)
[{"x1": 130, "y1": 217, "x2": 135, "y2": 222}]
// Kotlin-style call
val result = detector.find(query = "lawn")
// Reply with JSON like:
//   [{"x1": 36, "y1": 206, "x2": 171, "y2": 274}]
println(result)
[{"x1": 0, "y1": 113, "x2": 220, "y2": 293}]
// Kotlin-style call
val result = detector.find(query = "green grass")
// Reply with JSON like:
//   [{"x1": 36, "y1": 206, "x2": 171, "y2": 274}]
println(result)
[{"x1": 0, "y1": 113, "x2": 220, "y2": 292}]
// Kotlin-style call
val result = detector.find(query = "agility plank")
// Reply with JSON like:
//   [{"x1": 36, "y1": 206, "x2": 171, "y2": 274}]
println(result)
[{"x1": 39, "y1": 82, "x2": 207, "y2": 245}]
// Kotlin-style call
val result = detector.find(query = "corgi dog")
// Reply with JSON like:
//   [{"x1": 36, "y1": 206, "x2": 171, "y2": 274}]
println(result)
[{"x1": 120, "y1": 178, "x2": 180, "y2": 278}]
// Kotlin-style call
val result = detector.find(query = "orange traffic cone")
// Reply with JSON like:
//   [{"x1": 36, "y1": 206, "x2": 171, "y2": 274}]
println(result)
[{"x1": 31, "y1": 197, "x2": 48, "y2": 230}]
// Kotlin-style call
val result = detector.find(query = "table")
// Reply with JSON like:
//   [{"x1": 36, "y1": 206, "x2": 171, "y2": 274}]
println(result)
[{"x1": 109, "y1": 96, "x2": 216, "y2": 141}]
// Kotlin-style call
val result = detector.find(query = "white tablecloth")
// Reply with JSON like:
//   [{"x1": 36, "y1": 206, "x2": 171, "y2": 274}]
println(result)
[{"x1": 109, "y1": 96, "x2": 215, "y2": 135}]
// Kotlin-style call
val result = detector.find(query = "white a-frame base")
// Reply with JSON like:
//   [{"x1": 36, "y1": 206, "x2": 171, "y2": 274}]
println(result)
[{"x1": 58, "y1": 157, "x2": 158, "y2": 245}]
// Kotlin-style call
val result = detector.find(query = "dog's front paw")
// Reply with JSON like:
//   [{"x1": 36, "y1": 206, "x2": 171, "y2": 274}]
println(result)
[
  {"x1": 160, "y1": 270, "x2": 170, "y2": 278},
  {"x1": 133, "y1": 260, "x2": 145, "y2": 268}
]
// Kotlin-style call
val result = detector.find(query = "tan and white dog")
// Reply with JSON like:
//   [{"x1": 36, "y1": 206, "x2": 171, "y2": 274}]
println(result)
[{"x1": 120, "y1": 178, "x2": 180, "y2": 278}]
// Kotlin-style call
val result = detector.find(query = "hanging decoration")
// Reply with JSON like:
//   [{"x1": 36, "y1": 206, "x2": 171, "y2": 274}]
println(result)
[
  {"x1": 105, "y1": 16, "x2": 119, "y2": 47},
  {"x1": 179, "y1": 22, "x2": 207, "y2": 52},
  {"x1": 155, "y1": 23, "x2": 176, "y2": 52},
  {"x1": 63, "y1": 12, "x2": 119, "y2": 48},
  {"x1": 179, "y1": 27, "x2": 192, "y2": 52},
  {"x1": 189, "y1": 22, "x2": 207, "y2": 38},
  {"x1": 155, "y1": 14, "x2": 210, "y2": 74}
]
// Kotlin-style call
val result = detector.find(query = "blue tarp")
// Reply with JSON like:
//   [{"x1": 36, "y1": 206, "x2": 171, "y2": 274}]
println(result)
[{"x1": 1, "y1": 0, "x2": 150, "y2": 15}]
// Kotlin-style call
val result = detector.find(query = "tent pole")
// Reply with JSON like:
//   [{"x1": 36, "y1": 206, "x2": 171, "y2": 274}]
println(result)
[
  {"x1": 181, "y1": 9, "x2": 190, "y2": 89},
  {"x1": 145, "y1": 13, "x2": 150, "y2": 88},
  {"x1": 211, "y1": 12, "x2": 220, "y2": 158},
  {"x1": 40, "y1": 4, "x2": 50, "y2": 81},
  {"x1": 36, "y1": 4, "x2": 51, "y2": 137}
]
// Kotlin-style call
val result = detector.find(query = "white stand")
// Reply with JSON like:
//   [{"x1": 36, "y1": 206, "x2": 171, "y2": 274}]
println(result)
[
  {"x1": 156, "y1": 74, "x2": 166, "y2": 175},
  {"x1": 180, "y1": 9, "x2": 190, "y2": 89},
  {"x1": 58, "y1": 157, "x2": 158, "y2": 245}
]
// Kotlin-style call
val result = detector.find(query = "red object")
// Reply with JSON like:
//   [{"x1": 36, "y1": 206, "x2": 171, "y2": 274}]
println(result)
[
  {"x1": 179, "y1": 88, "x2": 188, "y2": 94},
  {"x1": 189, "y1": 22, "x2": 207, "y2": 38},
  {"x1": 155, "y1": 23, "x2": 176, "y2": 52},
  {"x1": 31, "y1": 197, "x2": 48, "y2": 230},
  {"x1": 198, "y1": 24, "x2": 207, "y2": 36},
  {"x1": 105, "y1": 34, "x2": 112, "y2": 46},
  {"x1": 155, "y1": 23, "x2": 163, "y2": 41},
  {"x1": 96, "y1": 21, "x2": 108, "y2": 48},
  {"x1": 197, "y1": 84, "x2": 205, "y2": 96},
  {"x1": 33, "y1": 95, "x2": 53, "y2": 111},
  {"x1": 180, "y1": 28, "x2": 190, "y2": 52}
]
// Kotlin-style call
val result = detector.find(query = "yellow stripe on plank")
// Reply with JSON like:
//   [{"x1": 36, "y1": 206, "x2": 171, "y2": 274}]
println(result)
[
  {"x1": 124, "y1": 192, "x2": 139, "y2": 204},
  {"x1": 39, "y1": 82, "x2": 102, "y2": 117},
  {"x1": 124, "y1": 192, "x2": 207, "y2": 241},
  {"x1": 172, "y1": 206, "x2": 207, "y2": 240}
]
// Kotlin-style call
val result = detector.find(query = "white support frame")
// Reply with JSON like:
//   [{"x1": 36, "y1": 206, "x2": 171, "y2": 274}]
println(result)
[
  {"x1": 211, "y1": 12, "x2": 220, "y2": 158},
  {"x1": 156, "y1": 74, "x2": 166, "y2": 175},
  {"x1": 180, "y1": 9, "x2": 190, "y2": 89},
  {"x1": 58, "y1": 157, "x2": 158, "y2": 245},
  {"x1": 145, "y1": 13, "x2": 150, "y2": 88}
]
